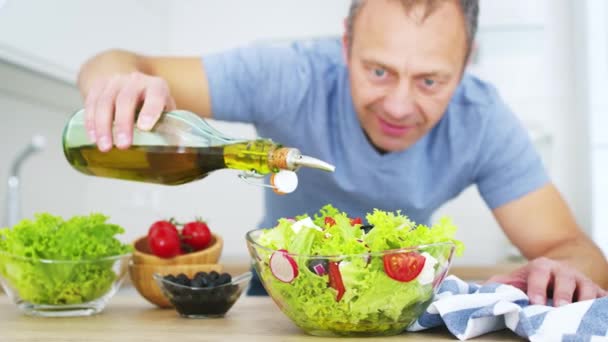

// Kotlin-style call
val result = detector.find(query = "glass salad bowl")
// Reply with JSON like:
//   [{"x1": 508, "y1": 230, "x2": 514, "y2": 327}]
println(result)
[
  {"x1": 246, "y1": 228, "x2": 456, "y2": 337},
  {"x1": 0, "y1": 251, "x2": 131, "y2": 317}
]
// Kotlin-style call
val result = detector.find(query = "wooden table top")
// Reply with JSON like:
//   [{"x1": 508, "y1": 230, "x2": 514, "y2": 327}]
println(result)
[{"x1": 0, "y1": 289, "x2": 523, "y2": 342}]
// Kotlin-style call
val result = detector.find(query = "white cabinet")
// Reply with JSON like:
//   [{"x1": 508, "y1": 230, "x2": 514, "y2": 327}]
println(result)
[{"x1": 0, "y1": 0, "x2": 170, "y2": 83}]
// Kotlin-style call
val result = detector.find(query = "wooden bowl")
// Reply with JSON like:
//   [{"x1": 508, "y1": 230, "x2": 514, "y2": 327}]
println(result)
[
  {"x1": 132, "y1": 233, "x2": 223, "y2": 265},
  {"x1": 128, "y1": 262, "x2": 224, "y2": 308}
]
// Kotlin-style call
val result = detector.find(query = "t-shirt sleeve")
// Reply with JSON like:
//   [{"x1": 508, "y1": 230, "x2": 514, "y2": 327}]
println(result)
[
  {"x1": 202, "y1": 43, "x2": 312, "y2": 126},
  {"x1": 473, "y1": 89, "x2": 550, "y2": 209}
]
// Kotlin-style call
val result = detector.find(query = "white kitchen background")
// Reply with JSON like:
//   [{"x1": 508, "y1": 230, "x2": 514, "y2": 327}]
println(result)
[{"x1": 0, "y1": 0, "x2": 606, "y2": 266}]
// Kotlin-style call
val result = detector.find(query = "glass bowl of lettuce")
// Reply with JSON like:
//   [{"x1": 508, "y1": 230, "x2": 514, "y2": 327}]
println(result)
[
  {"x1": 246, "y1": 205, "x2": 463, "y2": 337},
  {"x1": 0, "y1": 213, "x2": 132, "y2": 317}
]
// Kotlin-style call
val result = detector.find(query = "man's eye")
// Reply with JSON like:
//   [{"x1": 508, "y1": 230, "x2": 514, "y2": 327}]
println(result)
[
  {"x1": 373, "y1": 68, "x2": 387, "y2": 78},
  {"x1": 423, "y1": 78, "x2": 436, "y2": 87}
]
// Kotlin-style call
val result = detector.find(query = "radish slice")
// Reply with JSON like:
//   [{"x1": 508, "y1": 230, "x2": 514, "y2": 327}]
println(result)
[
  {"x1": 270, "y1": 249, "x2": 299, "y2": 283},
  {"x1": 270, "y1": 170, "x2": 298, "y2": 195}
]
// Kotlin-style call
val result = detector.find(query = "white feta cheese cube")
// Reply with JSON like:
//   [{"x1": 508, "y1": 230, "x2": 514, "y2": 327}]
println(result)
[
  {"x1": 417, "y1": 252, "x2": 438, "y2": 286},
  {"x1": 291, "y1": 217, "x2": 323, "y2": 234}
]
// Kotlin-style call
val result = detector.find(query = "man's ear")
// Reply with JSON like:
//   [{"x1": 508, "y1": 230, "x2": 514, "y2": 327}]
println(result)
[{"x1": 342, "y1": 18, "x2": 350, "y2": 65}]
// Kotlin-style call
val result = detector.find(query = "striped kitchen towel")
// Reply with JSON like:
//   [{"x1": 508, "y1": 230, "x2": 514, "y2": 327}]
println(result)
[{"x1": 407, "y1": 275, "x2": 608, "y2": 341}]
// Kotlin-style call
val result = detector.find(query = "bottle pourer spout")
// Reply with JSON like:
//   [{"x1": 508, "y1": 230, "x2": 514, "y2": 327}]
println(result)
[
  {"x1": 293, "y1": 155, "x2": 336, "y2": 172},
  {"x1": 273, "y1": 147, "x2": 336, "y2": 173}
]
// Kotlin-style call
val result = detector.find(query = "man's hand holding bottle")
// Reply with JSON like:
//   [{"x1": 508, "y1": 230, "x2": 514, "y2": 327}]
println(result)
[{"x1": 82, "y1": 71, "x2": 176, "y2": 152}]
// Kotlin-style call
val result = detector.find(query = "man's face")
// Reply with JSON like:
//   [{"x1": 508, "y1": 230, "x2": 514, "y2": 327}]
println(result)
[{"x1": 344, "y1": 0, "x2": 468, "y2": 152}]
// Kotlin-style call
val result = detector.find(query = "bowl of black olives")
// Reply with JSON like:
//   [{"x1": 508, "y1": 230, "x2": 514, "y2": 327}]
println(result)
[{"x1": 153, "y1": 271, "x2": 252, "y2": 318}]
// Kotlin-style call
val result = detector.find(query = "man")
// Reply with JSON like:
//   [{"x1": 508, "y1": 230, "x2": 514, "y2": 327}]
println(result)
[{"x1": 77, "y1": 0, "x2": 608, "y2": 304}]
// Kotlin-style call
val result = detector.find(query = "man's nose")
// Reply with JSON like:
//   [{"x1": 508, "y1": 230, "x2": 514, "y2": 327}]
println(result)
[{"x1": 383, "y1": 81, "x2": 416, "y2": 120}]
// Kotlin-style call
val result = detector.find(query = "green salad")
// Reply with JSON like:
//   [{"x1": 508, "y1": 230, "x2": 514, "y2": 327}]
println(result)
[
  {"x1": 0, "y1": 213, "x2": 132, "y2": 305},
  {"x1": 253, "y1": 205, "x2": 463, "y2": 335}
]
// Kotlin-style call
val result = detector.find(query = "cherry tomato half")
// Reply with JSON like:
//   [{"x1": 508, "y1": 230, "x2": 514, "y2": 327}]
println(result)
[
  {"x1": 383, "y1": 252, "x2": 426, "y2": 282},
  {"x1": 324, "y1": 217, "x2": 336, "y2": 227},
  {"x1": 350, "y1": 217, "x2": 363, "y2": 226}
]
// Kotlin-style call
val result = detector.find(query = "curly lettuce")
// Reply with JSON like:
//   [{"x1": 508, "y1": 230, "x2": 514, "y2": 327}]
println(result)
[{"x1": 0, "y1": 213, "x2": 131, "y2": 305}]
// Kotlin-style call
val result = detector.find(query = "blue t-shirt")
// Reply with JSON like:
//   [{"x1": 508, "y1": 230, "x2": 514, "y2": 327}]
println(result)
[{"x1": 203, "y1": 39, "x2": 549, "y2": 295}]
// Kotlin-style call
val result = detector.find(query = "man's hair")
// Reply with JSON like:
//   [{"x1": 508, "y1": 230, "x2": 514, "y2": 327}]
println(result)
[{"x1": 345, "y1": 0, "x2": 479, "y2": 61}]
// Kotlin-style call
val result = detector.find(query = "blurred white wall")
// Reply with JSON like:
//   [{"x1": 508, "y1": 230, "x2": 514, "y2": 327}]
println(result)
[
  {"x1": 167, "y1": 0, "x2": 349, "y2": 54},
  {"x1": 436, "y1": 0, "x2": 592, "y2": 263},
  {"x1": 572, "y1": 0, "x2": 608, "y2": 256},
  {"x1": 0, "y1": 0, "x2": 602, "y2": 266},
  {"x1": 0, "y1": 0, "x2": 171, "y2": 83},
  {"x1": 0, "y1": 0, "x2": 184, "y2": 258}
]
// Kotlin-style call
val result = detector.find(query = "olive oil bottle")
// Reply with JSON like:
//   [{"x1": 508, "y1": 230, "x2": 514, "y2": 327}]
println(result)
[{"x1": 62, "y1": 109, "x2": 334, "y2": 186}]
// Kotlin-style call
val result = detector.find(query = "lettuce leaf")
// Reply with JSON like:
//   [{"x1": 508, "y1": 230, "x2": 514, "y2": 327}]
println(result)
[{"x1": 0, "y1": 213, "x2": 131, "y2": 305}]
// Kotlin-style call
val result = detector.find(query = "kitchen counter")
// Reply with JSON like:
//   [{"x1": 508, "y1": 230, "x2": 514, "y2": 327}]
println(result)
[{"x1": 0, "y1": 290, "x2": 523, "y2": 341}]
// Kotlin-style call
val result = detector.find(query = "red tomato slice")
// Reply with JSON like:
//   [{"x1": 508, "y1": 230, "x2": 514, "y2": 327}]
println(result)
[
  {"x1": 328, "y1": 261, "x2": 345, "y2": 302},
  {"x1": 324, "y1": 217, "x2": 336, "y2": 227},
  {"x1": 350, "y1": 217, "x2": 363, "y2": 226},
  {"x1": 383, "y1": 252, "x2": 426, "y2": 282}
]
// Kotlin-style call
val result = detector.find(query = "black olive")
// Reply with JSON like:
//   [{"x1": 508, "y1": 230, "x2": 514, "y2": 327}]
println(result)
[
  {"x1": 208, "y1": 271, "x2": 220, "y2": 281},
  {"x1": 165, "y1": 272, "x2": 242, "y2": 317},
  {"x1": 360, "y1": 225, "x2": 374, "y2": 234},
  {"x1": 176, "y1": 273, "x2": 191, "y2": 286},
  {"x1": 217, "y1": 273, "x2": 232, "y2": 285}
]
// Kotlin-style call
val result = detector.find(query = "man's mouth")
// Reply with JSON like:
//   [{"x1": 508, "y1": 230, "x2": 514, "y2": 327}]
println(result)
[{"x1": 377, "y1": 116, "x2": 416, "y2": 137}]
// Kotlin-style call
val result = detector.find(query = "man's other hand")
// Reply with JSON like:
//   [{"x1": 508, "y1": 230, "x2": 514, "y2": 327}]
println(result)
[{"x1": 486, "y1": 257, "x2": 608, "y2": 306}]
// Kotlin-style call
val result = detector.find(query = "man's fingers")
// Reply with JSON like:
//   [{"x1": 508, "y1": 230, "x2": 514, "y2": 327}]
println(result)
[
  {"x1": 114, "y1": 73, "x2": 146, "y2": 149},
  {"x1": 576, "y1": 279, "x2": 599, "y2": 302},
  {"x1": 166, "y1": 96, "x2": 177, "y2": 112},
  {"x1": 82, "y1": 73, "x2": 176, "y2": 151},
  {"x1": 137, "y1": 79, "x2": 172, "y2": 131},
  {"x1": 511, "y1": 258, "x2": 607, "y2": 306},
  {"x1": 95, "y1": 76, "x2": 123, "y2": 151},
  {"x1": 552, "y1": 272, "x2": 576, "y2": 306},
  {"x1": 526, "y1": 264, "x2": 552, "y2": 305},
  {"x1": 84, "y1": 79, "x2": 108, "y2": 143}
]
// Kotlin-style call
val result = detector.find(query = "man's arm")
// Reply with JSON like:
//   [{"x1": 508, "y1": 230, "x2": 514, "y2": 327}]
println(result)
[
  {"x1": 491, "y1": 183, "x2": 608, "y2": 304},
  {"x1": 77, "y1": 50, "x2": 211, "y2": 151}
]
